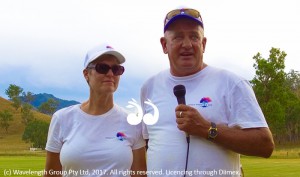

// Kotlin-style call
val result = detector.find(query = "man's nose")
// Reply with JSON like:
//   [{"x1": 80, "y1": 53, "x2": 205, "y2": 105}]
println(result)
[{"x1": 182, "y1": 37, "x2": 192, "y2": 48}]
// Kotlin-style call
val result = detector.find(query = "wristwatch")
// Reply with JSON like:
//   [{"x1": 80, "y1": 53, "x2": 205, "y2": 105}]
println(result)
[{"x1": 208, "y1": 122, "x2": 218, "y2": 140}]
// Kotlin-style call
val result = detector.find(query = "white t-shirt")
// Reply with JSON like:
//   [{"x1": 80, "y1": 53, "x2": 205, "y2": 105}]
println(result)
[
  {"x1": 141, "y1": 66, "x2": 268, "y2": 177},
  {"x1": 46, "y1": 104, "x2": 145, "y2": 177}
]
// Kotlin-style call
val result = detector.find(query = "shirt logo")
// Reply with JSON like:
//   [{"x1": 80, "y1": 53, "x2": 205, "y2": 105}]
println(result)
[
  {"x1": 116, "y1": 132, "x2": 126, "y2": 141},
  {"x1": 200, "y1": 97, "x2": 212, "y2": 108}
]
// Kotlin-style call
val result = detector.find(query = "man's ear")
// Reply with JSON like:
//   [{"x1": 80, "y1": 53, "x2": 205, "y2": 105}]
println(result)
[
  {"x1": 202, "y1": 37, "x2": 207, "y2": 53},
  {"x1": 160, "y1": 37, "x2": 168, "y2": 54}
]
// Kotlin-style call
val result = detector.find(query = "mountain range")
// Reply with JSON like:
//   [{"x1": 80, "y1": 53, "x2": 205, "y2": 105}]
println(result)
[{"x1": 24, "y1": 93, "x2": 80, "y2": 111}]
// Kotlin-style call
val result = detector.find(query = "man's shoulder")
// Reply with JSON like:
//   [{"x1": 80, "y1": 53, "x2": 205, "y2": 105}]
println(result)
[
  {"x1": 143, "y1": 69, "x2": 169, "y2": 86},
  {"x1": 208, "y1": 66, "x2": 245, "y2": 81},
  {"x1": 140, "y1": 69, "x2": 169, "y2": 96}
]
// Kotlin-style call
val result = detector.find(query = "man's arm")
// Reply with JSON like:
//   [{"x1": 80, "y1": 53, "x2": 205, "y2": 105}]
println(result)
[
  {"x1": 175, "y1": 105, "x2": 275, "y2": 158},
  {"x1": 212, "y1": 126, "x2": 274, "y2": 158}
]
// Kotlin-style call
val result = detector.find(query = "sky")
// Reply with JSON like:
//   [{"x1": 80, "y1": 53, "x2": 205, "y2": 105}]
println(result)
[{"x1": 1, "y1": 0, "x2": 300, "y2": 108}]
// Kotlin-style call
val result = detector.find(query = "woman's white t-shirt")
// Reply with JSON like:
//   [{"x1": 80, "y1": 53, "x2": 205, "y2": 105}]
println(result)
[{"x1": 46, "y1": 104, "x2": 145, "y2": 177}]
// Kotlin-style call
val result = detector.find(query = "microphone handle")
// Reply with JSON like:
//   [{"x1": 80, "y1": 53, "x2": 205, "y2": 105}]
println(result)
[
  {"x1": 177, "y1": 97, "x2": 186, "y2": 105},
  {"x1": 178, "y1": 99, "x2": 189, "y2": 141}
]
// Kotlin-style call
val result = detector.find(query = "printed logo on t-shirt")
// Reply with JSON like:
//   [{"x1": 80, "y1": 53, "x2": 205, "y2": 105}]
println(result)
[
  {"x1": 116, "y1": 132, "x2": 126, "y2": 141},
  {"x1": 105, "y1": 132, "x2": 127, "y2": 141},
  {"x1": 200, "y1": 97, "x2": 212, "y2": 108}
]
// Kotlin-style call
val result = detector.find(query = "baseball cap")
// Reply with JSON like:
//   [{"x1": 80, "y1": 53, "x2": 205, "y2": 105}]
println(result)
[
  {"x1": 84, "y1": 43, "x2": 126, "y2": 68},
  {"x1": 164, "y1": 8, "x2": 204, "y2": 32}
]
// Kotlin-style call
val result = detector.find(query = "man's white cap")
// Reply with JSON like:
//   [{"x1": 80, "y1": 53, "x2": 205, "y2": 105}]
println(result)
[{"x1": 84, "y1": 43, "x2": 126, "y2": 68}]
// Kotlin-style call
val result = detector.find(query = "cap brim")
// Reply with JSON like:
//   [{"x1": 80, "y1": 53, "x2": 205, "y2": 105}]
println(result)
[
  {"x1": 164, "y1": 15, "x2": 204, "y2": 32},
  {"x1": 85, "y1": 50, "x2": 125, "y2": 68},
  {"x1": 103, "y1": 51, "x2": 126, "y2": 64}
]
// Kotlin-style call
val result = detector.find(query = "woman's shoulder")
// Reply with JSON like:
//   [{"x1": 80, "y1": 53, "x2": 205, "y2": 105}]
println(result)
[
  {"x1": 113, "y1": 104, "x2": 129, "y2": 117},
  {"x1": 54, "y1": 104, "x2": 80, "y2": 115},
  {"x1": 52, "y1": 104, "x2": 81, "y2": 122}
]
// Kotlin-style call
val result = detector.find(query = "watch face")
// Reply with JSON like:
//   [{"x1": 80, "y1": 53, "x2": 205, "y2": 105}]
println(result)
[{"x1": 209, "y1": 129, "x2": 217, "y2": 138}]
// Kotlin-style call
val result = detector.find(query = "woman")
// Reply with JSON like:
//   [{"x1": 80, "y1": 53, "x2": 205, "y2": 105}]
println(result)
[{"x1": 44, "y1": 43, "x2": 146, "y2": 177}]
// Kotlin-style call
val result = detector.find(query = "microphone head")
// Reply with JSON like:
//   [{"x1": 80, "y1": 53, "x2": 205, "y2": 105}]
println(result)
[
  {"x1": 173, "y1": 85, "x2": 186, "y2": 98},
  {"x1": 173, "y1": 85, "x2": 186, "y2": 105}
]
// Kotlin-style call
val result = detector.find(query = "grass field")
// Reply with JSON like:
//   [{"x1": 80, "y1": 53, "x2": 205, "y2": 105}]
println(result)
[
  {"x1": 0, "y1": 156, "x2": 299, "y2": 177},
  {"x1": 0, "y1": 156, "x2": 45, "y2": 177},
  {"x1": 241, "y1": 158, "x2": 300, "y2": 177}
]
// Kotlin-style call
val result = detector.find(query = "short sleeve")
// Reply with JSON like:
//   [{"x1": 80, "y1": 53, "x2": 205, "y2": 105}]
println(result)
[
  {"x1": 45, "y1": 114, "x2": 63, "y2": 153},
  {"x1": 142, "y1": 122, "x2": 149, "y2": 139},
  {"x1": 228, "y1": 80, "x2": 268, "y2": 129},
  {"x1": 132, "y1": 123, "x2": 146, "y2": 150}
]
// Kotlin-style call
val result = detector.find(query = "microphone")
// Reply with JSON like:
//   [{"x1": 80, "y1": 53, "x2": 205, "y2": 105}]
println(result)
[
  {"x1": 173, "y1": 85, "x2": 190, "y2": 142},
  {"x1": 173, "y1": 85, "x2": 186, "y2": 105}
]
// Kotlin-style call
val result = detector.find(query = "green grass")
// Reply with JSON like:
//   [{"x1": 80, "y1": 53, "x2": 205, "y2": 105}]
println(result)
[
  {"x1": 0, "y1": 156, "x2": 299, "y2": 177},
  {"x1": 0, "y1": 156, "x2": 45, "y2": 177},
  {"x1": 241, "y1": 157, "x2": 300, "y2": 177}
]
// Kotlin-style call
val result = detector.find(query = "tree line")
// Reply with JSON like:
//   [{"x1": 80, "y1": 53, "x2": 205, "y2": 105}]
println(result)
[{"x1": 0, "y1": 47, "x2": 299, "y2": 147}]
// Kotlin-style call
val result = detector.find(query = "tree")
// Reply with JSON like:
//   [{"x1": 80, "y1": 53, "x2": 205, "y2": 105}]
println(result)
[
  {"x1": 251, "y1": 47, "x2": 300, "y2": 143},
  {"x1": 252, "y1": 48, "x2": 287, "y2": 102},
  {"x1": 21, "y1": 103, "x2": 34, "y2": 125},
  {"x1": 22, "y1": 120, "x2": 49, "y2": 149},
  {"x1": 22, "y1": 91, "x2": 34, "y2": 104},
  {"x1": 5, "y1": 84, "x2": 23, "y2": 99},
  {"x1": 38, "y1": 98, "x2": 58, "y2": 115},
  {"x1": 5, "y1": 84, "x2": 23, "y2": 110},
  {"x1": 11, "y1": 97, "x2": 22, "y2": 111},
  {"x1": 286, "y1": 70, "x2": 300, "y2": 98},
  {"x1": 251, "y1": 48, "x2": 287, "y2": 142},
  {"x1": 0, "y1": 110, "x2": 14, "y2": 133},
  {"x1": 285, "y1": 70, "x2": 300, "y2": 142}
]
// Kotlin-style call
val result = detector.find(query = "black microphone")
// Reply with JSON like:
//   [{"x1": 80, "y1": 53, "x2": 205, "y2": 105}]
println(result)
[
  {"x1": 174, "y1": 85, "x2": 190, "y2": 174},
  {"x1": 173, "y1": 85, "x2": 186, "y2": 105},
  {"x1": 173, "y1": 85, "x2": 190, "y2": 142}
]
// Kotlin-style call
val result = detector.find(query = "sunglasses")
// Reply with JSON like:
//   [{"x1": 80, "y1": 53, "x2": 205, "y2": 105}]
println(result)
[
  {"x1": 87, "y1": 63, "x2": 125, "y2": 76},
  {"x1": 164, "y1": 8, "x2": 203, "y2": 27}
]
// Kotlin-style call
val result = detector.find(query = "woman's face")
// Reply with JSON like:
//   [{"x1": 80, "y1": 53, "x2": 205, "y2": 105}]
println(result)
[{"x1": 84, "y1": 55, "x2": 123, "y2": 95}]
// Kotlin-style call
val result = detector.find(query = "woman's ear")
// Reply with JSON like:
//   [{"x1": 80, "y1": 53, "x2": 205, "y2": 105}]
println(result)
[{"x1": 83, "y1": 69, "x2": 89, "y2": 82}]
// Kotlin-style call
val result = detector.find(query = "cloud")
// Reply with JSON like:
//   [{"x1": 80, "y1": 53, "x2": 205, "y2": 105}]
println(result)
[{"x1": 1, "y1": 0, "x2": 300, "y2": 107}]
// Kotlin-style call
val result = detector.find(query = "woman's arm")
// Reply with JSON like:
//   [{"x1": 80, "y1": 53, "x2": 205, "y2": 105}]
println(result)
[
  {"x1": 44, "y1": 151, "x2": 62, "y2": 177},
  {"x1": 131, "y1": 147, "x2": 147, "y2": 177}
]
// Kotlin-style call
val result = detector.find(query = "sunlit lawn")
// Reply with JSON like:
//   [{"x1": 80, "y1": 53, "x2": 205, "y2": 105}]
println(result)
[
  {"x1": 241, "y1": 157, "x2": 300, "y2": 177},
  {"x1": 0, "y1": 156, "x2": 300, "y2": 177}
]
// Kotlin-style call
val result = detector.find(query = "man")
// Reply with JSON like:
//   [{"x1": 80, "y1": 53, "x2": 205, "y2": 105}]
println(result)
[{"x1": 141, "y1": 7, "x2": 274, "y2": 177}]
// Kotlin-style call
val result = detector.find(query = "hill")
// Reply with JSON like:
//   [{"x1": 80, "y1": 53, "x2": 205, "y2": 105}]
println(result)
[
  {"x1": 22, "y1": 93, "x2": 80, "y2": 111},
  {"x1": 0, "y1": 97, "x2": 50, "y2": 155}
]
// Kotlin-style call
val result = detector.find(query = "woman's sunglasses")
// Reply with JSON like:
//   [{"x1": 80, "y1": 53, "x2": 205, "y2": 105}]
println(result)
[{"x1": 87, "y1": 63, "x2": 125, "y2": 76}]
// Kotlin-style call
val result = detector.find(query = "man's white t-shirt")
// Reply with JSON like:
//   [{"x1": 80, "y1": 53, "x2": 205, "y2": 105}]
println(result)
[
  {"x1": 141, "y1": 66, "x2": 268, "y2": 177},
  {"x1": 46, "y1": 104, "x2": 145, "y2": 177}
]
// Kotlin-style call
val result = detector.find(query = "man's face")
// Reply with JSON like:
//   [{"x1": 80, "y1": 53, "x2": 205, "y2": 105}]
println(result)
[{"x1": 161, "y1": 18, "x2": 207, "y2": 76}]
